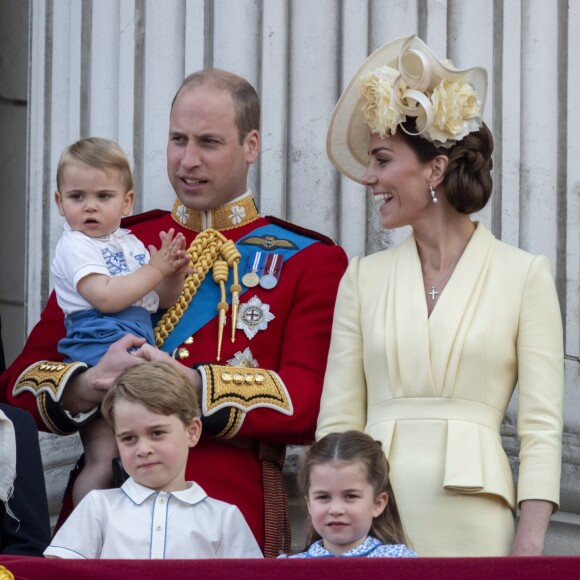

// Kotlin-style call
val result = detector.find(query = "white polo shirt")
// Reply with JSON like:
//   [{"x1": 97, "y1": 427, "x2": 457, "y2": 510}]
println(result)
[
  {"x1": 51, "y1": 225, "x2": 159, "y2": 315},
  {"x1": 44, "y1": 478, "x2": 263, "y2": 559}
]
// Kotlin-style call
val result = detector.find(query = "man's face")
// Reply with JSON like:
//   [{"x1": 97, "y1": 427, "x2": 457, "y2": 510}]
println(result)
[{"x1": 167, "y1": 85, "x2": 260, "y2": 211}]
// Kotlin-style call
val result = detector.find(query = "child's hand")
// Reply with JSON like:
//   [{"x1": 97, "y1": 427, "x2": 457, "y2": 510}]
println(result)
[{"x1": 148, "y1": 229, "x2": 191, "y2": 277}]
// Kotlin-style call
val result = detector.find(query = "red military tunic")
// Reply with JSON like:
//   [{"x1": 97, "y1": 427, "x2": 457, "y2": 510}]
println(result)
[{"x1": 0, "y1": 194, "x2": 348, "y2": 557}]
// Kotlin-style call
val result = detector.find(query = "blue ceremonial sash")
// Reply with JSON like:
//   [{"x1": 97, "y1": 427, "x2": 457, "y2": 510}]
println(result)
[{"x1": 158, "y1": 224, "x2": 317, "y2": 353}]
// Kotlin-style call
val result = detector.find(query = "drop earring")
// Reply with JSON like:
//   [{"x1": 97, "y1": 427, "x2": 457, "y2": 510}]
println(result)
[{"x1": 429, "y1": 184, "x2": 438, "y2": 204}]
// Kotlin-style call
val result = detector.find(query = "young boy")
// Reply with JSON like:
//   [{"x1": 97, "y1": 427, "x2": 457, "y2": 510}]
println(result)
[
  {"x1": 44, "y1": 361, "x2": 263, "y2": 559},
  {"x1": 51, "y1": 137, "x2": 191, "y2": 505}
]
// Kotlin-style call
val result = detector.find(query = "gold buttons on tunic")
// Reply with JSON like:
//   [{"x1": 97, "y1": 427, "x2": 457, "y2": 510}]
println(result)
[
  {"x1": 176, "y1": 347, "x2": 190, "y2": 360},
  {"x1": 219, "y1": 371, "x2": 267, "y2": 386}
]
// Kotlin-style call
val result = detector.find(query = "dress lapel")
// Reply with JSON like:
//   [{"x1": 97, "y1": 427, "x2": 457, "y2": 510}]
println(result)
[
  {"x1": 428, "y1": 223, "x2": 495, "y2": 397},
  {"x1": 390, "y1": 234, "x2": 433, "y2": 397}
]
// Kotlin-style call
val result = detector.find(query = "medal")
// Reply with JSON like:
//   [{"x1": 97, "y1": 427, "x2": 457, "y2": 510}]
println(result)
[
  {"x1": 236, "y1": 296, "x2": 275, "y2": 339},
  {"x1": 227, "y1": 347, "x2": 259, "y2": 368},
  {"x1": 260, "y1": 273, "x2": 277, "y2": 289},
  {"x1": 242, "y1": 265, "x2": 261, "y2": 287},
  {"x1": 242, "y1": 251, "x2": 263, "y2": 288},
  {"x1": 259, "y1": 253, "x2": 283, "y2": 289},
  {"x1": 242, "y1": 271, "x2": 260, "y2": 287}
]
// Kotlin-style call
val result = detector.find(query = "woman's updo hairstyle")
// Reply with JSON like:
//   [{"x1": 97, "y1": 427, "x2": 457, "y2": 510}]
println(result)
[{"x1": 399, "y1": 118, "x2": 494, "y2": 214}]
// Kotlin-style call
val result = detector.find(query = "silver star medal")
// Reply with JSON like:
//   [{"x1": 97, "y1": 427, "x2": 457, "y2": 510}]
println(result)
[
  {"x1": 227, "y1": 347, "x2": 259, "y2": 368},
  {"x1": 236, "y1": 296, "x2": 275, "y2": 340}
]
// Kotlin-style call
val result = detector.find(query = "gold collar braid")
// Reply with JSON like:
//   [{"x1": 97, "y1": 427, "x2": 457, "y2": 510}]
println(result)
[
  {"x1": 171, "y1": 194, "x2": 260, "y2": 232},
  {"x1": 154, "y1": 229, "x2": 241, "y2": 360}
]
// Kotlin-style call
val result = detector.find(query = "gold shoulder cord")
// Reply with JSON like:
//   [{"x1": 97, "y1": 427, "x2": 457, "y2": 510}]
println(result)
[{"x1": 154, "y1": 229, "x2": 241, "y2": 359}]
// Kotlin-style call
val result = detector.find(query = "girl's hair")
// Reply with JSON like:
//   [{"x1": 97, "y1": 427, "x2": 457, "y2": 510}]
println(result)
[
  {"x1": 398, "y1": 118, "x2": 494, "y2": 214},
  {"x1": 56, "y1": 137, "x2": 133, "y2": 193},
  {"x1": 101, "y1": 361, "x2": 200, "y2": 427},
  {"x1": 298, "y1": 430, "x2": 409, "y2": 548}
]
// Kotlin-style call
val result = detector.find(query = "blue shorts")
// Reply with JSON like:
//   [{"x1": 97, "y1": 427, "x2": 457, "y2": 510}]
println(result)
[{"x1": 58, "y1": 306, "x2": 156, "y2": 366}]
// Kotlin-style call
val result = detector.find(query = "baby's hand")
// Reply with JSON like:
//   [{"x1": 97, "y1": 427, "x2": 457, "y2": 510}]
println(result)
[{"x1": 148, "y1": 229, "x2": 190, "y2": 277}]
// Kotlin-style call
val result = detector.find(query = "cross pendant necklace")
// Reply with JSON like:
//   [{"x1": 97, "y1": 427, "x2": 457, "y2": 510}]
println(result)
[
  {"x1": 420, "y1": 226, "x2": 475, "y2": 305},
  {"x1": 425, "y1": 260, "x2": 459, "y2": 302}
]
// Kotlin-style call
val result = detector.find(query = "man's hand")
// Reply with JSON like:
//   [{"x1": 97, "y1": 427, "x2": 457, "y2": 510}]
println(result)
[
  {"x1": 132, "y1": 343, "x2": 202, "y2": 395},
  {"x1": 60, "y1": 334, "x2": 147, "y2": 415}
]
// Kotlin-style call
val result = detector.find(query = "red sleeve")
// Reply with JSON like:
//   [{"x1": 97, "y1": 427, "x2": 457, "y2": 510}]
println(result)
[{"x1": 0, "y1": 292, "x2": 67, "y2": 430}]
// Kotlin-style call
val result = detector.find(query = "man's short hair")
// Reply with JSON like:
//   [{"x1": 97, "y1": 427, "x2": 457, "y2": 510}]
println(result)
[{"x1": 172, "y1": 69, "x2": 260, "y2": 144}]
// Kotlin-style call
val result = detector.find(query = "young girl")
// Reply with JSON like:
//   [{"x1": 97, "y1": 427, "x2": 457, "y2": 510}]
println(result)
[{"x1": 280, "y1": 430, "x2": 417, "y2": 558}]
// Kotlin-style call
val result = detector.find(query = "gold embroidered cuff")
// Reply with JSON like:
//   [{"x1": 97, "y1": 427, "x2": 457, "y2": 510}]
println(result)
[
  {"x1": 13, "y1": 361, "x2": 87, "y2": 400},
  {"x1": 12, "y1": 361, "x2": 97, "y2": 435},
  {"x1": 197, "y1": 364, "x2": 293, "y2": 438}
]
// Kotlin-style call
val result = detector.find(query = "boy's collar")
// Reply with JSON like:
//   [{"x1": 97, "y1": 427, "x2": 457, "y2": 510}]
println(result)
[{"x1": 121, "y1": 477, "x2": 208, "y2": 505}]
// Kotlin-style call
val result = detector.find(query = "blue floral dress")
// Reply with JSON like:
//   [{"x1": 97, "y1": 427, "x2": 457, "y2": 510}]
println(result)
[{"x1": 278, "y1": 536, "x2": 417, "y2": 558}]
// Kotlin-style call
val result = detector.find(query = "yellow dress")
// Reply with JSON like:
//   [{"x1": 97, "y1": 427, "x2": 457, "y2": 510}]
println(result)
[{"x1": 316, "y1": 223, "x2": 563, "y2": 556}]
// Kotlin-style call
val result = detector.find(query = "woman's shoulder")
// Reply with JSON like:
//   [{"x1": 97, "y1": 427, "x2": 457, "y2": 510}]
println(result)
[
  {"x1": 351, "y1": 238, "x2": 409, "y2": 270},
  {"x1": 491, "y1": 237, "x2": 536, "y2": 263},
  {"x1": 464, "y1": 222, "x2": 551, "y2": 285},
  {"x1": 487, "y1": 233, "x2": 553, "y2": 280}
]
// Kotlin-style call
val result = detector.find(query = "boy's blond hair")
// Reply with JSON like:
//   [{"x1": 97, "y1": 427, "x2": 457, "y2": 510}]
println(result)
[
  {"x1": 56, "y1": 137, "x2": 133, "y2": 192},
  {"x1": 101, "y1": 362, "x2": 200, "y2": 427}
]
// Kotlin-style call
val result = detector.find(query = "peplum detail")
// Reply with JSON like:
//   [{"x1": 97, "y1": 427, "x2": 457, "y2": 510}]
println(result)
[{"x1": 365, "y1": 397, "x2": 515, "y2": 508}]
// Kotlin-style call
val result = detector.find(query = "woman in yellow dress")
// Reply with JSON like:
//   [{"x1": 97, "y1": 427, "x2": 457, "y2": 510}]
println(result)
[{"x1": 317, "y1": 35, "x2": 563, "y2": 556}]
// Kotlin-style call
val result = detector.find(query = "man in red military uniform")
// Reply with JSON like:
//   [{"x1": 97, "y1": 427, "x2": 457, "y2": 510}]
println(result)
[{"x1": 0, "y1": 70, "x2": 348, "y2": 557}]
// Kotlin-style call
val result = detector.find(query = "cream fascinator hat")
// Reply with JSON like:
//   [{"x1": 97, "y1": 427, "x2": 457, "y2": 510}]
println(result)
[{"x1": 327, "y1": 35, "x2": 488, "y2": 183}]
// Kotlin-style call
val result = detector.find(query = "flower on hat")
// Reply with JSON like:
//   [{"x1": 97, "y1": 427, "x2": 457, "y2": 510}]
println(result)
[
  {"x1": 358, "y1": 44, "x2": 483, "y2": 147},
  {"x1": 360, "y1": 66, "x2": 407, "y2": 138},
  {"x1": 426, "y1": 79, "x2": 482, "y2": 145}
]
